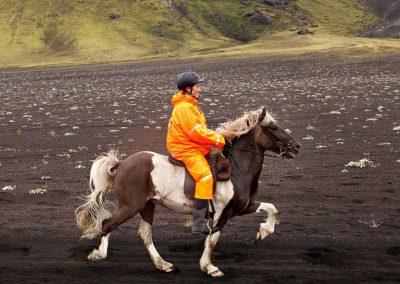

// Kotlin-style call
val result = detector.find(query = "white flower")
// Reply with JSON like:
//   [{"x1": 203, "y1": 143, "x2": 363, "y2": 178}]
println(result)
[
  {"x1": 64, "y1": 132, "x2": 75, "y2": 136},
  {"x1": 345, "y1": 158, "x2": 374, "y2": 168},
  {"x1": 303, "y1": 135, "x2": 313, "y2": 140},
  {"x1": 393, "y1": 126, "x2": 400, "y2": 131},
  {"x1": 2, "y1": 185, "x2": 16, "y2": 191},
  {"x1": 330, "y1": 111, "x2": 341, "y2": 115},
  {"x1": 29, "y1": 187, "x2": 47, "y2": 194}
]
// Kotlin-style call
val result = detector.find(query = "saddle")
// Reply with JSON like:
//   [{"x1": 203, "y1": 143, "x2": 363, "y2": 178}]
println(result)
[{"x1": 168, "y1": 154, "x2": 232, "y2": 200}]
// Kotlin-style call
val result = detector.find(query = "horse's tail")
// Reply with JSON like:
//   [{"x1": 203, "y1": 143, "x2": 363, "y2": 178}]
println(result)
[{"x1": 75, "y1": 150, "x2": 119, "y2": 239}]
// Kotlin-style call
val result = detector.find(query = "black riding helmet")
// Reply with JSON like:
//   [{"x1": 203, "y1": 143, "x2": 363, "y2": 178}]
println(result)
[{"x1": 176, "y1": 71, "x2": 204, "y2": 91}]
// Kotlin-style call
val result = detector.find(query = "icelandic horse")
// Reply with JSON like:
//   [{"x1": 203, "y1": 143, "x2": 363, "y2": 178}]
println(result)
[{"x1": 75, "y1": 107, "x2": 300, "y2": 277}]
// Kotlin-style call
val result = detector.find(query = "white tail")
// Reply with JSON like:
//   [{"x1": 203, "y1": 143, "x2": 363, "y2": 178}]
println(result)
[{"x1": 75, "y1": 150, "x2": 119, "y2": 239}]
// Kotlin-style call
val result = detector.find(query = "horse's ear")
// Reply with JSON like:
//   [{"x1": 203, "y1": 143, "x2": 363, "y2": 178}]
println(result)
[{"x1": 258, "y1": 106, "x2": 267, "y2": 124}]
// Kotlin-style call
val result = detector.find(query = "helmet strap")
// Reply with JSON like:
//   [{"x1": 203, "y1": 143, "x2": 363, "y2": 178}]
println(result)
[
  {"x1": 183, "y1": 86, "x2": 197, "y2": 100},
  {"x1": 189, "y1": 86, "x2": 198, "y2": 100}
]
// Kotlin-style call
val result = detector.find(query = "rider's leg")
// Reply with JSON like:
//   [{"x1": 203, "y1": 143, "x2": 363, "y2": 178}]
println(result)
[{"x1": 182, "y1": 154, "x2": 217, "y2": 235}]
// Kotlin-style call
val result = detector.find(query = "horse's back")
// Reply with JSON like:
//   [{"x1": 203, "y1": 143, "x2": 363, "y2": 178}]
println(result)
[
  {"x1": 117, "y1": 151, "x2": 156, "y2": 171},
  {"x1": 113, "y1": 151, "x2": 161, "y2": 195}
]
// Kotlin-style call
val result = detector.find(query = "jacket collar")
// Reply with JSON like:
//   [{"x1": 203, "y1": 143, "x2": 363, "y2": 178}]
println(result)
[{"x1": 171, "y1": 91, "x2": 198, "y2": 106}]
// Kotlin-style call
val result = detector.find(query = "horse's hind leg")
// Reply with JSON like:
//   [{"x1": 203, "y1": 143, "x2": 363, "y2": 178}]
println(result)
[
  {"x1": 87, "y1": 206, "x2": 139, "y2": 261},
  {"x1": 87, "y1": 233, "x2": 111, "y2": 261},
  {"x1": 139, "y1": 200, "x2": 175, "y2": 272}
]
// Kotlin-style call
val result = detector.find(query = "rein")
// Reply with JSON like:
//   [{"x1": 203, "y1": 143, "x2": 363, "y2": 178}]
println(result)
[{"x1": 227, "y1": 145, "x2": 286, "y2": 158}]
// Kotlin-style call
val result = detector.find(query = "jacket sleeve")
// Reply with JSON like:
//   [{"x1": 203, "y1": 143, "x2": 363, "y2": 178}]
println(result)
[{"x1": 175, "y1": 104, "x2": 225, "y2": 148}]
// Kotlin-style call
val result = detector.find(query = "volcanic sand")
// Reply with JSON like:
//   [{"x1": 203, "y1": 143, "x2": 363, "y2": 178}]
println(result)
[{"x1": 0, "y1": 56, "x2": 399, "y2": 282}]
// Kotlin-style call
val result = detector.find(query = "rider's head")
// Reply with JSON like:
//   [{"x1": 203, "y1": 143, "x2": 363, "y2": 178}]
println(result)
[{"x1": 176, "y1": 71, "x2": 204, "y2": 99}]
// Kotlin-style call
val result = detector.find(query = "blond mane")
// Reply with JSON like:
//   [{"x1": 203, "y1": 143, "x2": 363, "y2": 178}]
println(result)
[{"x1": 216, "y1": 108, "x2": 276, "y2": 140}]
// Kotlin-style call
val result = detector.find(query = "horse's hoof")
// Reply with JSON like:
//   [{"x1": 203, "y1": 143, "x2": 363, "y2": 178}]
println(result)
[
  {"x1": 87, "y1": 249, "x2": 105, "y2": 261},
  {"x1": 165, "y1": 265, "x2": 179, "y2": 273},
  {"x1": 210, "y1": 270, "x2": 224, "y2": 278},
  {"x1": 256, "y1": 230, "x2": 270, "y2": 240}
]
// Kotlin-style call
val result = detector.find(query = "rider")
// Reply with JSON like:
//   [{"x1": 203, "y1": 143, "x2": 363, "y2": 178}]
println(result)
[{"x1": 167, "y1": 71, "x2": 225, "y2": 235}]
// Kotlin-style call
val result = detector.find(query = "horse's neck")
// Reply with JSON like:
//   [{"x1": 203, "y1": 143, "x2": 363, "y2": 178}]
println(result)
[{"x1": 231, "y1": 132, "x2": 264, "y2": 195}]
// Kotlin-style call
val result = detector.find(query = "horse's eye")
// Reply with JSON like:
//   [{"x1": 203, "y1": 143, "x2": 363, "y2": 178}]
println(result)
[{"x1": 269, "y1": 124, "x2": 278, "y2": 130}]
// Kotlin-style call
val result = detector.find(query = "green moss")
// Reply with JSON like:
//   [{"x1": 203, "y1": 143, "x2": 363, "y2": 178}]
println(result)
[
  {"x1": 0, "y1": 0, "x2": 384, "y2": 68},
  {"x1": 294, "y1": 0, "x2": 377, "y2": 34}
]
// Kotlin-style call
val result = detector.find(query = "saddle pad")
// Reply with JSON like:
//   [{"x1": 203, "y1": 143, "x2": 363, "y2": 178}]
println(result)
[
  {"x1": 168, "y1": 155, "x2": 232, "y2": 181},
  {"x1": 183, "y1": 169, "x2": 195, "y2": 200}
]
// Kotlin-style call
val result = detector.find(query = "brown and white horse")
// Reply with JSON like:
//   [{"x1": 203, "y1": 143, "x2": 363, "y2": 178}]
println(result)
[{"x1": 75, "y1": 107, "x2": 300, "y2": 277}]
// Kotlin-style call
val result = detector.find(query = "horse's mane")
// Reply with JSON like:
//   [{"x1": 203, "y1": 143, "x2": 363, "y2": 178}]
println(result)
[{"x1": 216, "y1": 108, "x2": 276, "y2": 140}]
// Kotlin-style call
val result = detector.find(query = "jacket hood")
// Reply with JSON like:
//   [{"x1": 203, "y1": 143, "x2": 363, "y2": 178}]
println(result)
[{"x1": 171, "y1": 92, "x2": 198, "y2": 107}]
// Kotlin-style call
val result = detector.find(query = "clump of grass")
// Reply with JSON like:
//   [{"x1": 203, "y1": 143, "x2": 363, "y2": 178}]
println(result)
[{"x1": 358, "y1": 214, "x2": 383, "y2": 228}]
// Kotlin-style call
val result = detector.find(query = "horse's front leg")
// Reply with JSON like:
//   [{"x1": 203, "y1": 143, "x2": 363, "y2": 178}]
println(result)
[
  {"x1": 243, "y1": 201, "x2": 278, "y2": 240},
  {"x1": 200, "y1": 231, "x2": 223, "y2": 277},
  {"x1": 87, "y1": 233, "x2": 110, "y2": 261}
]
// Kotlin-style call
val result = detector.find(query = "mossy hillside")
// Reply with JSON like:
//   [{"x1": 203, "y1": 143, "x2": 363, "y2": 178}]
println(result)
[
  {"x1": 0, "y1": 0, "x2": 392, "y2": 68},
  {"x1": 294, "y1": 0, "x2": 377, "y2": 34}
]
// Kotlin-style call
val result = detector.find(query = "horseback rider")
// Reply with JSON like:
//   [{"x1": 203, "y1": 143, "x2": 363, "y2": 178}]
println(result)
[{"x1": 167, "y1": 71, "x2": 225, "y2": 235}]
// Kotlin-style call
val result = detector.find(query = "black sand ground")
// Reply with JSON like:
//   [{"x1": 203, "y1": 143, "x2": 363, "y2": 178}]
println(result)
[{"x1": 0, "y1": 56, "x2": 399, "y2": 283}]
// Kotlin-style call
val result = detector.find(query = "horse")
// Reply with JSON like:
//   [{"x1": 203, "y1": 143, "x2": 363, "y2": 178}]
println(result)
[{"x1": 75, "y1": 106, "x2": 300, "y2": 278}]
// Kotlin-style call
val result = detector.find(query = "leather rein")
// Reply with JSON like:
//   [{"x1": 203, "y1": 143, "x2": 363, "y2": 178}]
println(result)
[{"x1": 228, "y1": 145, "x2": 287, "y2": 158}]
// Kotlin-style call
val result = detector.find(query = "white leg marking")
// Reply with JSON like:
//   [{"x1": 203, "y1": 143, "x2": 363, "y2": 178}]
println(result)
[
  {"x1": 200, "y1": 232, "x2": 223, "y2": 277},
  {"x1": 87, "y1": 234, "x2": 110, "y2": 261},
  {"x1": 138, "y1": 220, "x2": 174, "y2": 272},
  {"x1": 256, "y1": 203, "x2": 278, "y2": 240}
]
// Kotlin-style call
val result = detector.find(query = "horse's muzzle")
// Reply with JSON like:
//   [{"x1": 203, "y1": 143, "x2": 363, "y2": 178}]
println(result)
[{"x1": 285, "y1": 141, "x2": 301, "y2": 158}]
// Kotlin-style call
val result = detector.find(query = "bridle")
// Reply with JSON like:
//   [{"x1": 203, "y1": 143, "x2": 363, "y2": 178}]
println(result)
[{"x1": 225, "y1": 126, "x2": 290, "y2": 159}]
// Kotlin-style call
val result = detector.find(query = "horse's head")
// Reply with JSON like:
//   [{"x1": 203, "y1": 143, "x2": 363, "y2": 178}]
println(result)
[{"x1": 254, "y1": 107, "x2": 300, "y2": 159}]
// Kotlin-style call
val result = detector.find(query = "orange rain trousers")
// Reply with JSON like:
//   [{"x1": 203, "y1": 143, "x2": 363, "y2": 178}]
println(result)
[
  {"x1": 167, "y1": 92, "x2": 225, "y2": 200},
  {"x1": 182, "y1": 154, "x2": 213, "y2": 199}
]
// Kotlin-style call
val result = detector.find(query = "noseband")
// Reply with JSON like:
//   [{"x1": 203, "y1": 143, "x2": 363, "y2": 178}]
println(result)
[{"x1": 225, "y1": 127, "x2": 290, "y2": 159}]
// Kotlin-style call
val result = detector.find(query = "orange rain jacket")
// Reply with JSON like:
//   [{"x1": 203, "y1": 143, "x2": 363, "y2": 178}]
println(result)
[{"x1": 167, "y1": 92, "x2": 225, "y2": 161}]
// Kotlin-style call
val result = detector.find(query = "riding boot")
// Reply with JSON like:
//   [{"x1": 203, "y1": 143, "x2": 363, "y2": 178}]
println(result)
[{"x1": 192, "y1": 198, "x2": 219, "y2": 235}]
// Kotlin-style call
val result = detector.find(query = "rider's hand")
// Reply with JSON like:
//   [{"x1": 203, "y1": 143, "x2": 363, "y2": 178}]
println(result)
[{"x1": 210, "y1": 145, "x2": 222, "y2": 156}]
